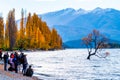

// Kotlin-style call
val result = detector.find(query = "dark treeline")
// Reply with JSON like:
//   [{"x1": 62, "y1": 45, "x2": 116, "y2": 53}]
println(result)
[
  {"x1": 108, "y1": 43, "x2": 120, "y2": 48},
  {"x1": 0, "y1": 9, "x2": 62, "y2": 51}
]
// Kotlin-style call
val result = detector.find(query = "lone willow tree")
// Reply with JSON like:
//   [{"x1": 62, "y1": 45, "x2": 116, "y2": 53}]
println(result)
[{"x1": 82, "y1": 29, "x2": 109, "y2": 60}]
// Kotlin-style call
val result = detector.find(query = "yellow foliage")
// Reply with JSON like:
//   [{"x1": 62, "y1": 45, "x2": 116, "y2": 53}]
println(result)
[
  {"x1": 0, "y1": 17, "x2": 4, "y2": 48},
  {"x1": 3, "y1": 10, "x2": 62, "y2": 50}
]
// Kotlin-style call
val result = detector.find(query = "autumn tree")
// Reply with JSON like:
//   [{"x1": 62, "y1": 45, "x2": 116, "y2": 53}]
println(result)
[
  {"x1": 25, "y1": 13, "x2": 62, "y2": 50},
  {"x1": 0, "y1": 17, "x2": 4, "y2": 48},
  {"x1": 57, "y1": 34, "x2": 62, "y2": 49},
  {"x1": 17, "y1": 8, "x2": 25, "y2": 49},
  {"x1": 5, "y1": 20, "x2": 9, "y2": 49},
  {"x1": 5, "y1": 9, "x2": 17, "y2": 50},
  {"x1": 4, "y1": 10, "x2": 62, "y2": 50},
  {"x1": 25, "y1": 13, "x2": 32, "y2": 48},
  {"x1": 20, "y1": 8, "x2": 25, "y2": 39},
  {"x1": 51, "y1": 28, "x2": 62, "y2": 49},
  {"x1": 36, "y1": 27, "x2": 45, "y2": 49},
  {"x1": 82, "y1": 29, "x2": 109, "y2": 60},
  {"x1": 40, "y1": 22, "x2": 51, "y2": 50},
  {"x1": 31, "y1": 13, "x2": 39, "y2": 49}
]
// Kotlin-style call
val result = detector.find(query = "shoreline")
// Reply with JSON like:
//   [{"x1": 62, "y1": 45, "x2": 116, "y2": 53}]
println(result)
[{"x1": 0, "y1": 61, "x2": 40, "y2": 80}]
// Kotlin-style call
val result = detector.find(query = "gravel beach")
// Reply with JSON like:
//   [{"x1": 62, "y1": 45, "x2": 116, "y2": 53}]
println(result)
[{"x1": 0, "y1": 61, "x2": 40, "y2": 80}]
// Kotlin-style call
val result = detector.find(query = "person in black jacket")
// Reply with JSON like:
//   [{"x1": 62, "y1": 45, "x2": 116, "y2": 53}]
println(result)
[
  {"x1": 3, "y1": 52, "x2": 9, "y2": 71},
  {"x1": 22, "y1": 54, "x2": 28, "y2": 75},
  {"x1": 26, "y1": 65, "x2": 33, "y2": 77}
]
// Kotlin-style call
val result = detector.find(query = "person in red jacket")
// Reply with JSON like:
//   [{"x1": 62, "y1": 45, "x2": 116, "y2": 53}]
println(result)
[{"x1": 10, "y1": 53, "x2": 14, "y2": 58}]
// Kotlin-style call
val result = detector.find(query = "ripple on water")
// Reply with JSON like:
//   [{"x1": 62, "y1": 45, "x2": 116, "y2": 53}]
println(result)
[{"x1": 26, "y1": 49, "x2": 120, "y2": 80}]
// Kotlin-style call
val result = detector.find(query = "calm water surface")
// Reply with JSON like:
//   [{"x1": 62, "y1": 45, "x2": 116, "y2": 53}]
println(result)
[{"x1": 25, "y1": 49, "x2": 120, "y2": 80}]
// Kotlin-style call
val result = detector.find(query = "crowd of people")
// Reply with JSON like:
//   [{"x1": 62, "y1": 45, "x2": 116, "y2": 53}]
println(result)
[{"x1": 0, "y1": 50, "x2": 33, "y2": 77}]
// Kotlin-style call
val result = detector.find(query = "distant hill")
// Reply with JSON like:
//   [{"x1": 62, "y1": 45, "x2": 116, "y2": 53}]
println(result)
[
  {"x1": 63, "y1": 39, "x2": 120, "y2": 48},
  {"x1": 63, "y1": 39, "x2": 85, "y2": 48}
]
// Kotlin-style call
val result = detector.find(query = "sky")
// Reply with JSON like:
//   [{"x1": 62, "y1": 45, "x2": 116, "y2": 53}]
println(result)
[{"x1": 0, "y1": 0, "x2": 120, "y2": 21}]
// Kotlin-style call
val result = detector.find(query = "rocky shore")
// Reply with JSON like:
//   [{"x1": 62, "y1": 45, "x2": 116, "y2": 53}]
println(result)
[{"x1": 0, "y1": 61, "x2": 40, "y2": 80}]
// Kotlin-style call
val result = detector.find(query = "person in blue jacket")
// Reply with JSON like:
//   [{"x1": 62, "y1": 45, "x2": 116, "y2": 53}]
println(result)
[{"x1": 13, "y1": 52, "x2": 19, "y2": 73}]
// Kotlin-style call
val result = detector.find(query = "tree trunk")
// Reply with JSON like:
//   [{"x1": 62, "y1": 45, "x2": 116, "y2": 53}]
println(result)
[
  {"x1": 87, "y1": 54, "x2": 91, "y2": 60},
  {"x1": 87, "y1": 52, "x2": 96, "y2": 60},
  {"x1": 87, "y1": 51, "x2": 91, "y2": 60}
]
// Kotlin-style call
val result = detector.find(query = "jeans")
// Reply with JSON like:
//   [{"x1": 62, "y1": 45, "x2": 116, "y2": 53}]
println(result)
[
  {"x1": 15, "y1": 63, "x2": 18, "y2": 73},
  {"x1": 22, "y1": 64, "x2": 28, "y2": 75},
  {"x1": 0, "y1": 54, "x2": 2, "y2": 60},
  {"x1": 4, "y1": 63, "x2": 7, "y2": 71}
]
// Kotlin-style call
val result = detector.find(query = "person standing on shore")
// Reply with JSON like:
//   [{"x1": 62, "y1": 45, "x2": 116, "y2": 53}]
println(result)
[
  {"x1": 13, "y1": 52, "x2": 19, "y2": 73},
  {"x1": 18, "y1": 52, "x2": 24, "y2": 72},
  {"x1": 0, "y1": 50, "x2": 3, "y2": 60},
  {"x1": 22, "y1": 54, "x2": 28, "y2": 75},
  {"x1": 3, "y1": 52, "x2": 9, "y2": 71}
]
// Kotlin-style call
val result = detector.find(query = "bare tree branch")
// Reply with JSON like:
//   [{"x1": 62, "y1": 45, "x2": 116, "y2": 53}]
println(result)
[{"x1": 82, "y1": 29, "x2": 109, "y2": 60}]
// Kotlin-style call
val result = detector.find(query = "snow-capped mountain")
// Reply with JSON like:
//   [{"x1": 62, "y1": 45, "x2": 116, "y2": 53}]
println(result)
[
  {"x1": 39, "y1": 8, "x2": 77, "y2": 27},
  {"x1": 39, "y1": 7, "x2": 120, "y2": 43}
]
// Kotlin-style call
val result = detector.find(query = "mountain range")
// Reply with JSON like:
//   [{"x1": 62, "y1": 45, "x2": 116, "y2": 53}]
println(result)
[{"x1": 17, "y1": 7, "x2": 120, "y2": 48}]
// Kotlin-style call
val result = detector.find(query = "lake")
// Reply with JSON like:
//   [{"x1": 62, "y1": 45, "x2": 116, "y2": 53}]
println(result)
[{"x1": 25, "y1": 49, "x2": 120, "y2": 80}]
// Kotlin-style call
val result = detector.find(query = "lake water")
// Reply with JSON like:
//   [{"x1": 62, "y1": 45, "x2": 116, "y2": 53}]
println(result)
[{"x1": 25, "y1": 49, "x2": 120, "y2": 80}]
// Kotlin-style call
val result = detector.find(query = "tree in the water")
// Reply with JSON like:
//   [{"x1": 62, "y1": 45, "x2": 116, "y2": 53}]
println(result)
[{"x1": 82, "y1": 29, "x2": 109, "y2": 60}]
